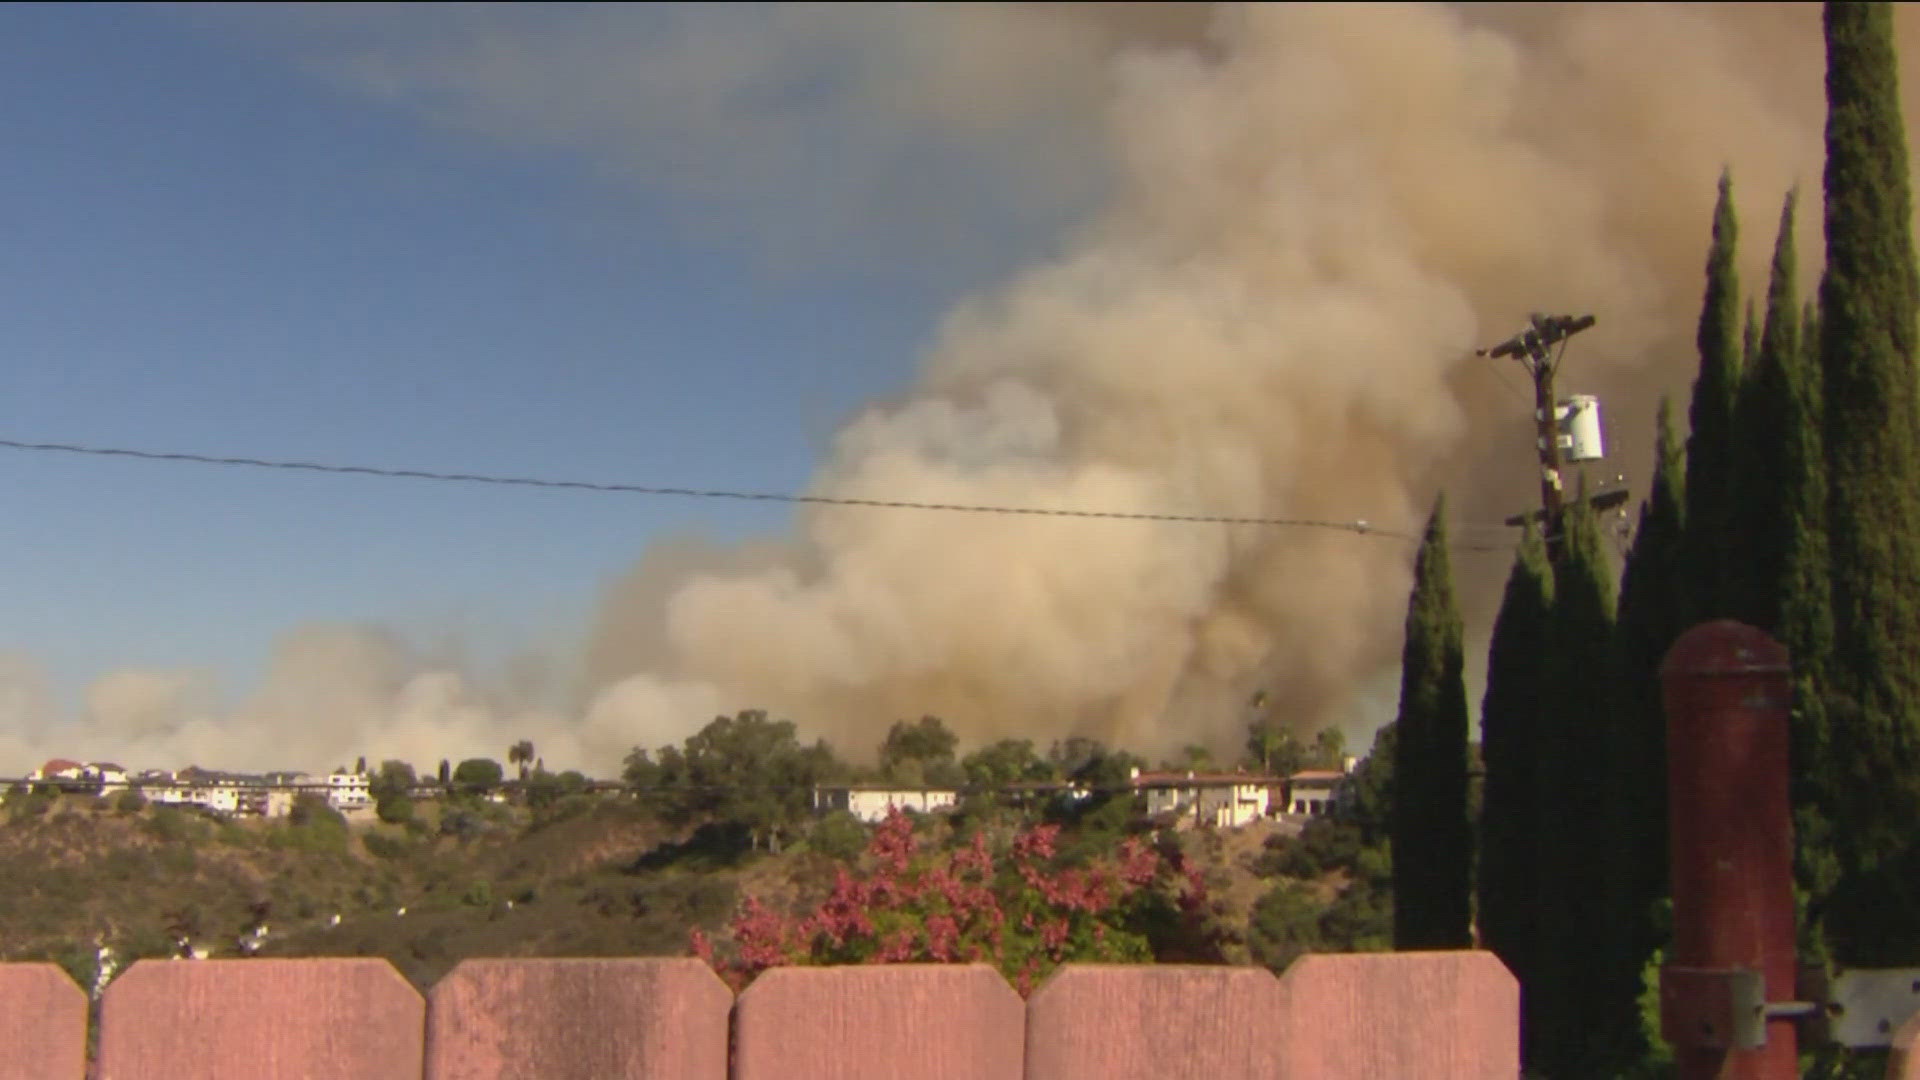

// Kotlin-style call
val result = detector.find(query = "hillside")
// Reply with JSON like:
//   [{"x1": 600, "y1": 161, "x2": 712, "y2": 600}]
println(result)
[{"x1": 0, "y1": 787, "x2": 1365, "y2": 993}]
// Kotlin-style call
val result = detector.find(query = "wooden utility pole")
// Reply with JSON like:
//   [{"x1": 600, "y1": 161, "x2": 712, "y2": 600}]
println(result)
[
  {"x1": 1479, "y1": 313, "x2": 1596, "y2": 563},
  {"x1": 1530, "y1": 356, "x2": 1568, "y2": 562}
]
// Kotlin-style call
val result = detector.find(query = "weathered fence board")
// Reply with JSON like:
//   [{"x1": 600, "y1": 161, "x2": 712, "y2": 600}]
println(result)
[
  {"x1": 0, "y1": 963, "x2": 87, "y2": 1080},
  {"x1": 425, "y1": 957, "x2": 730, "y2": 1079},
  {"x1": 96, "y1": 958, "x2": 425, "y2": 1080},
  {"x1": 1024, "y1": 964, "x2": 1280, "y2": 1078},
  {"x1": 50, "y1": 952, "x2": 1526, "y2": 1076},
  {"x1": 1272, "y1": 951, "x2": 1518, "y2": 1079},
  {"x1": 732, "y1": 963, "x2": 1024, "y2": 1080}
]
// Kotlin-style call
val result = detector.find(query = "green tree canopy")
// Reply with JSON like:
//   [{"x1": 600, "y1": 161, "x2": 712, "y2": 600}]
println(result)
[
  {"x1": 1343, "y1": 722, "x2": 1396, "y2": 846},
  {"x1": 961, "y1": 738, "x2": 1055, "y2": 786},
  {"x1": 1388, "y1": 496, "x2": 1471, "y2": 952},
  {"x1": 508, "y1": 740, "x2": 536, "y2": 780},
  {"x1": 1729, "y1": 190, "x2": 1806, "y2": 635},
  {"x1": 1684, "y1": 169, "x2": 1744, "y2": 621},
  {"x1": 1243, "y1": 697, "x2": 1306, "y2": 776},
  {"x1": 1477, "y1": 519, "x2": 1555, "y2": 1041},
  {"x1": 452, "y1": 758, "x2": 504, "y2": 795},
  {"x1": 877, "y1": 716, "x2": 963, "y2": 787},
  {"x1": 369, "y1": 760, "x2": 417, "y2": 803},
  {"x1": 1604, "y1": 397, "x2": 1690, "y2": 1067},
  {"x1": 1815, "y1": 0, "x2": 1920, "y2": 964},
  {"x1": 1310, "y1": 727, "x2": 1347, "y2": 770},
  {"x1": 623, "y1": 709, "x2": 841, "y2": 851},
  {"x1": 1534, "y1": 496, "x2": 1620, "y2": 1077}
]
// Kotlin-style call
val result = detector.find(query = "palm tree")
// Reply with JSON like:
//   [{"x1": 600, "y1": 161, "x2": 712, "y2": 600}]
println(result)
[{"x1": 508, "y1": 740, "x2": 536, "y2": 781}]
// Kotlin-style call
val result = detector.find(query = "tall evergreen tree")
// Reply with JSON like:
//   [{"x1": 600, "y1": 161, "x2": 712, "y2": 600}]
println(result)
[
  {"x1": 1475, "y1": 520, "x2": 1554, "y2": 1068},
  {"x1": 1684, "y1": 170, "x2": 1744, "y2": 621},
  {"x1": 1816, "y1": 0, "x2": 1920, "y2": 962},
  {"x1": 1606, "y1": 397, "x2": 1689, "y2": 1060},
  {"x1": 1786, "y1": 293, "x2": 1840, "y2": 939},
  {"x1": 1533, "y1": 496, "x2": 1619, "y2": 1077},
  {"x1": 1729, "y1": 191, "x2": 1804, "y2": 633},
  {"x1": 1389, "y1": 496, "x2": 1472, "y2": 952},
  {"x1": 1782, "y1": 293, "x2": 1829, "y2": 671},
  {"x1": 1743, "y1": 298, "x2": 1761, "y2": 373}
]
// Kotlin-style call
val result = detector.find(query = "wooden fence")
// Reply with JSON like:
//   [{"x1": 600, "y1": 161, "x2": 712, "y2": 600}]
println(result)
[{"x1": 0, "y1": 951, "x2": 1519, "y2": 1079}]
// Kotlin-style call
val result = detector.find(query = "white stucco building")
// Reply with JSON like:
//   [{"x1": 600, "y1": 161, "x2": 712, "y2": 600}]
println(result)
[
  {"x1": 86, "y1": 763, "x2": 129, "y2": 789},
  {"x1": 1132, "y1": 769, "x2": 1275, "y2": 828},
  {"x1": 1283, "y1": 762, "x2": 1357, "y2": 817},
  {"x1": 812, "y1": 784, "x2": 960, "y2": 824},
  {"x1": 325, "y1": 771, "x2": 372, "y2": 811}
]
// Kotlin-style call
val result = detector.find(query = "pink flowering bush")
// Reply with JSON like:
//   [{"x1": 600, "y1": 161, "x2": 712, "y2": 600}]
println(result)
[{"x1": 691, "y1": 808, "x2": 1220, "y2": 994}]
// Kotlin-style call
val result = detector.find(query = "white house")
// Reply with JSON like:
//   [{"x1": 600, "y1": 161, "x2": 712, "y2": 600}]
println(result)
[
  {"x1": 29, "y1": 759, "x2": 87, "y2": 784},
  {"x1": 203, "y1": 786, "x2": 242, "y2": 814},
  {"x1": 132, "y1": 769, "x2": 175, "y2": 788},
  {"x1": 146, "y1": 783, "x2": 190, "y2": 807},
  {"x1": 150, "y1": 781, "x2": 242, "y2": 814},
  {"x1": 812, "y1": 784, "x2": 960, "y2": 824},
  {"x1": 325, "y1": 771, "x2": 372, "y2": 811},
  {"x1": 1131, "y1": 769, "x2": 1276, "y2": 829},
  {"x1": 143, "y1": 767, "x2": 303, "y2": 817},
  {"x1": 1283, "y1": 765, "x2": 1354, "y2": 817},
  {"x1": 86, "y1": 763, "x2": 129, "y2": 789},
  {"x1": 235, "y1": 786, "x2": 296, "y2": 818}
]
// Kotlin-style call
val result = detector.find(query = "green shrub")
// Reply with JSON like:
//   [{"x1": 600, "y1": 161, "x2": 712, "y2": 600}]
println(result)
[
  {"x1": 114, "y1": 790, "x2": 147, "y2": 814},
  {"x1": 807, "y1": 811, "x2": 869, "y2": 863},
  {"x1": 363, "y1": 832, "x2": 412, "y2": 861},
  {"x1": 1248, "y1": 881, "x2": 1324, "y2": 973},
  {"x1": 143, "y1": 807, "x2": 197, "y2": 842},
  {"x1": 376, "y1": 794, "x2": 414, "y2": 826},
  {"x1": 439, "y1": 808, "x2": 483, "y2": 840},
  {"x1": 548, "y1": 794, "x2": 596, "y2": 823},
  {"x1": 1265, "y1": 818, "x2": 1363, "y2": 878},
  {"x1": 273, "y1": 797, "x2": 349, "y2": 854}
]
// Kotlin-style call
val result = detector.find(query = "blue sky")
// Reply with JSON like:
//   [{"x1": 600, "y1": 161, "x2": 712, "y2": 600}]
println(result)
[{"x1": 0, "y1": 3, "x2": 1069, "y2": 705}]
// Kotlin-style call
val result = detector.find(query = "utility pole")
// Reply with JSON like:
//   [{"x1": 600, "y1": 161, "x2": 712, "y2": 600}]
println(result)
[{"x1": 1479, "y1": 313, "x2": 1597, "y2": 563}]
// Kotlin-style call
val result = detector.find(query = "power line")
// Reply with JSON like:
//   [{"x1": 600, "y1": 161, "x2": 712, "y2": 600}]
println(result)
[{"x1": 0, "y1": 435, "x2": 1518, "y2": 551}]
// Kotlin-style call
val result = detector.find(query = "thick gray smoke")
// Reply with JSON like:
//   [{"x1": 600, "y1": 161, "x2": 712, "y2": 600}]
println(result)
[{"x1": 4, "y1": 3, "x2": 1908, "y2": 775}]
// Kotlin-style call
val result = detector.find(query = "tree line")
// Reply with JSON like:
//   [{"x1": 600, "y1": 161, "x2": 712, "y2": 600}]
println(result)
[
  {"x1": 618, "y1": 707, "x2": 1349, "y2": 854},
  {"x1": 1386, "y1": 5, "x2": 1920, "y2": 1076}
]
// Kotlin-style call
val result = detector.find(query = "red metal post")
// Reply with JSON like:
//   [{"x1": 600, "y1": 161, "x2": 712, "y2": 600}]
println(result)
[{"x1": 1660, "y1": 620, "x2": 1796, "y2": 1080}]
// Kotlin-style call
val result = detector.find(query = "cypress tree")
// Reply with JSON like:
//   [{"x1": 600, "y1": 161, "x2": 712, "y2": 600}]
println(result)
[
  {"x1": 1389, "y1": 495, "x2": 1472, "y2": 951},
  {"x1": 1743, "y1": 298, "x2": 1761, "y2": 373},
  {"x1": 1476, "y1": 519, "x2": 1554, "y2": 1069},
  {"x1": 1684, "y1": 170, "x2": 1744, "y2": 621},
  {"x1": 1533, "y1": 496, "x2": 1619, "y2": 1077},
  {"x1": 1816, "y1": 0, "x2": 1920, "y2": 962},
  {"x1": 1729, "y1": 191, "x2": 1804, "y2": 634},
  {"x1": 1782, "y1": 293, "x2": 1828, "y2": 674},
  {"x1": 1606, "y1": 397, "x2": 1689, "y2": 1060},
  {"x1": 1787, "y1": 294, "x2": 1841, "y2": 945}
]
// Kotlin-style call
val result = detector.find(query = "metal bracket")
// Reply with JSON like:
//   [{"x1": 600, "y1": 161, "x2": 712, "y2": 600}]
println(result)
[
  {"x1": 1662, "y1": 967, "x2": 1768, "y2": 1050},
  {"x1": 1663, "y1": 965, "x2": 1920, "y2": 1050},
  {"x1": 1818, "y1": 968, "x2": 1920, "y2": 1049},
  {"x1": 1658, "y1": 966, "x2": 1826, "y2": 1052}
]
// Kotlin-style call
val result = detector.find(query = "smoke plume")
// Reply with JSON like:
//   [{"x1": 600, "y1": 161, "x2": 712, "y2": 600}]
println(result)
[{"x1": 5, "y1": 3, "x2": 1911, "y2": 776}]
